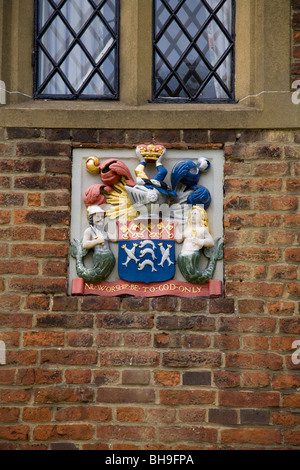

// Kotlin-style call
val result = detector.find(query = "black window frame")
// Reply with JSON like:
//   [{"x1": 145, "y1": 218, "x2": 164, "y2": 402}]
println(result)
[
  {"x1": 33, "y1": 0, "x2": 120, "y2": 100},
  {"x1": 152, "y1": 0, "x2": 236, "y2": 103}
]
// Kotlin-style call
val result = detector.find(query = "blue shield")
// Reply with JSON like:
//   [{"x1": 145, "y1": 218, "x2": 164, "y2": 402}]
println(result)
[{"x1": 118, "y1": 239, "x2": 175, "y2": 283}]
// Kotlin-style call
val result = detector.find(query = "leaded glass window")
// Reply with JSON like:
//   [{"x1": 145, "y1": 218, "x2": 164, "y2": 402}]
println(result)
[
  {"x1": 153, "y1": 0, "x2": 235, "y2": 102},
  {"x1": 34, "y1": 0, "x2": 119, "y2": 99}
]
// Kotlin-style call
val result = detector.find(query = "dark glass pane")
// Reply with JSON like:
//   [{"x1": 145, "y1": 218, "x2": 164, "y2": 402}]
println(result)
[
  {"x1": 153, "y1": 0, "x2": 235, "y2": 102},
  {"x1": 34, "y1": 0, "x2": 119, "y2": 99}
]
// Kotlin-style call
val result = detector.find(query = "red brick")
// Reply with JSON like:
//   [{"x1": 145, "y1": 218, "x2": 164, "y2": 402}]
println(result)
[
  {"x1": 96, "y1": 332, "x2": 122, "y2": 347},
  {"x1": 0, "y1": 260, "x2": 38, "y2": 275},
  {"x1": 45, "y1": 129, "x2": 70, "y2": 141},
  {"x1": 225, "y1": 247, "x2": 282, "y2": 262},
  {"x1": 221, "y1": 428, "x2": 281, "y2": 445},
  {"x1": 241, "y1": 372, "x2": 270, "y2": 388},
  {"x1": 0, "y1": 295, "x2": 21, "y2": 312},
  {"x1": 272, "y1": 412, "x2": 300, "y2": 426},
  {"x1": 55, "y1": 406, "x2": 111, "y2": 422},
  {"x1": 214, "y1": 371, "x2": 240, "y2": 388},
  {"x1": 13, "y1": 226, "x2": 41, "y2": 241},
  {"x1": 126, "y1": 129, "x2": 152, "y2": 144},
  {"x1": 283, "y1": 394, "x2": 300, "y2": 407},
  {"x1": 225, "y1": 144, "x2": 283, "y2": 160},
  {"x1": 124, "y1": 332, "x2": 152, "y2": 347},
  {"x1": 254, "y1": 162, "x2": 289, "y2": 176},
  {"x1": 159, "y1": 426, "x2": 217, "y2": 444},
  {"x1": 285, "y1": 430, "x2": 300, "y2": 446},
  {"x1": 213, "y1": 334, "x2": 240, "y2": 350},
  {"x1": 219, "y1": 391, "x2": 280, "y2": 407},
  {"x1": 284, "y1": 213, "x2": 300, "y2": 227},
  {"x1": 0, "y1": 314, "x2": 32, "y2": 329},
  {"x1": 162, "y1": 351, "x2": 221, "y2": 368},
  {"x1": 180, "y1": 298, "x2": 207, "y2": 312},
  {"x1": 97, "y1": 388, "x2": 155, "y2": 404},
  {"x1": 65, "y1": 370, "x2": 92, "y2": 384},
  {"x1": 182, "y1": 334, "x2": 210, "y2": 349},
  {"x1": 98, "y1": 129, "x2": 126, "y2": 144},
  {"x1": 160, "y1": 389, "x2": 216, "y2": 406},
  {"x1": 122, "y1": 370, "x2": 150, "y2": 385},
  {"x1": 153, "y1": 296, "x2": 178, "y2": 312},
  {"x1": 0, "y1": 408, "x2": 20, "y2": 422},
  {"x1": 72, "y1": 129, "x2": 97, "y2": 143},
  {"x1": 44, "y1": 192, "x2": 70, "y2": 207},
  {"x1": 219, "y1": 317, "x2": 276, "y2": 333},
  {"x1": 183, "y1": 129, "x2": 209, "y2": 144},
  {"x1": 280, "y1": 318, "x2": 300, "y2": 334},
  {"x1": 34, "y1": 424, "x2": 93, "y2": 441},
  {"x1": 157, "y1": 315, "x2": 215, "y2": 331},
  {"x1": 147, "y1": 409, "x2": 176, "y2": 424},
  {"x1": 14, "y1": 209, "x2": 70, "y2": 225},
  {"x1": 270, "y1": 265, "x2": 297, "y2": 280},
  {"x1": 15, "y1": 369, "x2": 35, "y2": 385},
  {"x1": 44, "y1": 228, "x2": 69, "y2": 241},
  {"x1": 27, "y1": 193, "x2": 41, "y2": 207},
  {"x1": 97, "y1": 312, "x2": 153, "y2": 328},
  {"x1": 226, "y1": 352, "x2": 283, "y2": 371},
  {"x1": 52, "y1": 296, "x2": 78, "y2": 311},
  {"x1": 6, "y1": 350, "x2": 38, "y2": 366},
  {"x1": 121, "y1": 296, "x2": 150, "y2": 311},
  {"x1": 9, "y1": 277, "x2": 66, "y2": 294},
  {"x1": 34, "y1": 369, "x2": 62, "y2": 385},
  {"x1": 0, "y1": 426, "x2": 30, "y2": 441},
  {"x1": 97, "y1": 424, "x2": 155, "y2": 441},
  {"x1": 100, "y1": 350, "x2": 159, "y2": 367},
  {"x1": 0, "y1": 210, "x2": 11, "y2": 224},
  {"x1": 6, "y1": 128, "x2": 41, "y2": 139},
  {"x1": 209, "y1": 409, "x2": 238, "y2": 425},
  {"x1": 22, "y1": 408, "x2": 51, "y2": 422},
  {"x1": 267, "y1": 301, "x2": 296, "y2": 316},
  {"x1": 292, "y1": 11, "x2": 300, "y2": 27},
  {"x1": 82, "y1": 296, "x2": 121, "y2": 311},
  {"x1": 209, "y1": 298, "x2": 234, "y2": 314},
  {"x1": 226, "y1": 281, "x2": 284, "y2": 298},
  {"x1": 0, "y1": 193, "x2": 24, "y2": 206},
  {"x1": 154, "y1": 371, "x2": 181, "y2": 386},
  {"x1": 23, "y1": 332, "x2": 64, "y2": 347},
  {"x1": 67, "y1": 332, "x2": 93, "y2": 348},
  {"x1": 25, "y1": 295, "x2": 50, "y2": 310},
  {"x1": 116, "y1": 407, "x2": 145, "y2": 423},
  {"x1": 242, "y1": 335, "x2": 269, "y2": 350},
  {"x1": 36, "y1": 314, "x2": 93, "y2": 329},
  {"x1": 94, "y1": 371, "x2": 119, "y2": 386},
  {"x1": 0, "y1": 370, "x2": 16, "y2": 385},
  {"x1": 34, "y1": 387, "x2": 93, "y2": 404},
  {"x1": 16, "y1": 142, "x2": 71, "y2": 157},
  {"x1": 178, "y1": 408, "x2": 206, "y2": 423},
  {"x1": 0, "y1": 389, "x2": 30, "y2": 403},
  {"x1": 11, "y1": 243, "x2": 68, "y2": 258},
  {"x1": 40, "y1": 349, "x2": 97, "y2": 365},
  {"x1": 272, "y1": 374, "x2": 300, "y2": 390}
]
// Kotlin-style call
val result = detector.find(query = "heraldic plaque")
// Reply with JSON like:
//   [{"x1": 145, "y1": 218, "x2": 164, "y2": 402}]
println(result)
[{"x1": 70, "y1": 145, "x2": 223, "y2": 297}]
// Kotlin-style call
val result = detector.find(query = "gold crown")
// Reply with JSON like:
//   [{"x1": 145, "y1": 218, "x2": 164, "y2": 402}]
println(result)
[{"x1": 137, "y1": 144, "x2": 165, "y2": 161}]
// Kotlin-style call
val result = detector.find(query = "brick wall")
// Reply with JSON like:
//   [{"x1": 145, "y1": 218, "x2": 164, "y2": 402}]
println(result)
[{"x1": 0, "y1": 127, "x2": 299, "y2": 450}]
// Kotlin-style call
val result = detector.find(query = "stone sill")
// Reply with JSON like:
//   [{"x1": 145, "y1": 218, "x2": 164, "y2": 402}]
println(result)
[{"x1": 0, "y1": 93, "x2": 298, "y2": 129}]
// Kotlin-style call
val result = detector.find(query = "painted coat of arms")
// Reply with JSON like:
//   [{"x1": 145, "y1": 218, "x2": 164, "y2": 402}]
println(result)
[{"x1": 71, "y1": 144, "x2": 223, "y2": 297}]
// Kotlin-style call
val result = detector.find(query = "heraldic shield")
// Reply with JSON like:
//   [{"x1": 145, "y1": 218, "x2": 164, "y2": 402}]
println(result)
[{"x1": 117, "y1": 219, "x2": 176, "y2": 284}]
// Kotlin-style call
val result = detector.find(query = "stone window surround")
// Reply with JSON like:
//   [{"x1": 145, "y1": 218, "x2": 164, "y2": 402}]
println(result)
[{"x1": 0, "y1": 0, "x2": 297, "y2": 130}]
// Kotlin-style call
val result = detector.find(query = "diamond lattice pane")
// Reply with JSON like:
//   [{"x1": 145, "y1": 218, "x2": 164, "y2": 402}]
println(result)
[
  {"x1": 60, "y1": 0, "x2": 94, "y2": 33},
  {"x1": 153, "y1": 0, "x2": 235, "y2": 102},
  {"x1": 35, "y1": 0, "x2": 119, "y2": 99}
]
